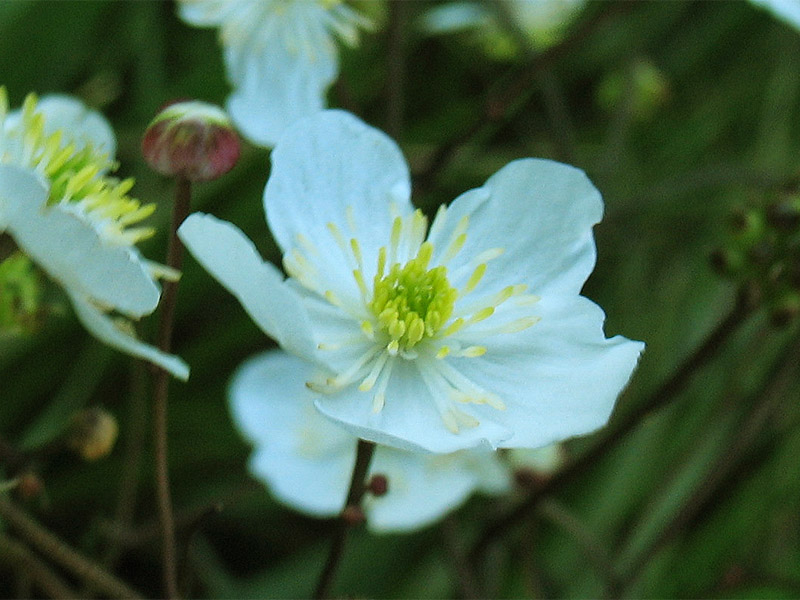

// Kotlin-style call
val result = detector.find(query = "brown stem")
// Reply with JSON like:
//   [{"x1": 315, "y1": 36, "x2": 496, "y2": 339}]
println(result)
[
  {"x1": 441, "y1": 516, "x2": 482, "y2": 599},
  {"x1": 471, "y1": 292, "x2": 754, "y2": 561},
  {"x1": 313, "y1": 439, "x2": 376, "y2": 600},
  {"x1": 0, "y1": 532, "x2": 79, "y2": 599},
  {"x1": 0, "y1": 498, "x2": 143, "y2": 599},
  {"x1": 152, "y1": 177, "x2": 191, "y2": 599}
]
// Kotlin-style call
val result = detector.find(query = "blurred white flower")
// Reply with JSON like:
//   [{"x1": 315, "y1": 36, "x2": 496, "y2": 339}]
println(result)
[
  {"x1": 420, "y1": 0, "x2": 586, "y2": 58},
  {"x1": 230, "y1": 350, "x2": 512, "y2": 532},
  {"x1": 0, "y1": 89, "x2": 188, "y2": 380},
  {"x1": 179, "y1": 110, "x2": 643, "y2": 454},
  {"x1": 177, "y1": 0, "x2": 371, "y2": 147},
  {"x1": 749, "y1": 0, "x2": 800, "y2": 30}
]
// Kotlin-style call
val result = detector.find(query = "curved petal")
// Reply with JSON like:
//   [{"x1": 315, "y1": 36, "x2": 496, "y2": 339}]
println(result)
[
  {"x1": 264, "y1": 110, "x2": 412, "y2": 260},
  {"x1": 178, "y1": 212, "x2": 317, "y2": 358},
  {"x1": 229, "y1": 351, "x2": 354, "y2": 516},
  {"x1": 68, "y1": 291, "x2": 189, "y2": 381},
  {"x1": 428, "y1": 158, "x2": 603, "y2": 297},
  {"x1": 0, "y1": 165, "x2": 160, "y2": 317},
  {"x1": 224, "y1": 3, "x2": 338, "y2": 147},
  {"x1": 455, "y1": 295, "x2": 644, "y2": 448},
  {"x1": 230, "y1": 351, "x2": 512, "y2": 529},
  {"x1": 365, "y1": 449, "x2": 511, "y2": 533},
  {"x1": 313, "y1": 358, "x2": 514, "y2": 453},
  {"x1": 177, "y1": 0, "x2": 231, "y2": 26},
  {"x1": 4, "y1": 95, "x2": 115, "y2": 157}
]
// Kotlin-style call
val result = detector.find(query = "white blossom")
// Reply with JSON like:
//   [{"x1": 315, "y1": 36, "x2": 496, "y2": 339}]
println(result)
[
  {"x1": 179, "y1": 110, "x2": 643, "y2": 453},
  {"x1": 0, "y1": 90, "x2": 188, "y2": 380},
  {"x1": 177, "y1": 0, "x2": 370, "y2": 147}
]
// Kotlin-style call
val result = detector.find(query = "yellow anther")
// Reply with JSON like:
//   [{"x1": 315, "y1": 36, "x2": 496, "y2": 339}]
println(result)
[
  {"x1": 462, "y1": 263, "x2": 486, "y2": 296},
  {"x1": 460, "y1": 346, "x2": 487, "y2": 357},
  {"x1": 469, "y1": 306, "x2": 495, "y2": 324},
  {"x1": 436, "y1": 346, "x2": 451, "y2": 359}
]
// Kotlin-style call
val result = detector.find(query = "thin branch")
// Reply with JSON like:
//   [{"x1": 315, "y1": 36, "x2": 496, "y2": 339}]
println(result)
[
  {"x1": 0, "y1": 532, "x2": 79, "y2": 599},
  {"x1": 472, "y1": 292, "x2": 755, "y2": 561},
  {"x1": 313, "y1": 439, "x2": 376, "y2": 600},
  {"x1": 0, "y1": 497, "x2": 143, "y2": 599}
]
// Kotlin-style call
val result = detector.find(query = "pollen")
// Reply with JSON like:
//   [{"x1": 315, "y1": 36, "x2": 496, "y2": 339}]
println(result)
[
  {"x1": 369, "y1": 239, "x2": 458, "y2": 351},
  {"x1": 0, "y1": 88, "x2": 155, "y2": 248}
]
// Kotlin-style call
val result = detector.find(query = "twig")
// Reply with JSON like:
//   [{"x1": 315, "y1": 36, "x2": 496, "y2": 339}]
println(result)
[
  {"x1": 0, "y1": 497, "x2": 143, "y2": 599},
  {"x1": 472, "y1": 292, "x2": 755, "y2": 561},
  {"x1": 0, "y1": 531, "x2": 79, "y2": 599},
  {"x1": 152, "y1": 176, "x2": 192, "y2": 599},
  {"x1": 617, "y1": 334, "x2": 800, "y2": 593},
  {"x1": 313, "y1": 439, "x2": 376, "y2": 599}
]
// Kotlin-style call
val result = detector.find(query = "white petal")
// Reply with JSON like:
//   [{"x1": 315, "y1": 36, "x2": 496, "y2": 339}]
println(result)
[
  {"x1": 224, "y1": 2, "x2": 338, "y2": 147},
  {"x1": 229, "y1": 351, "x2": 354, "y2": 516},
  {"x1": 0, "y1": 165, "x2": 159, "y2": 317},
  {"x1": 5, "y1": 95, "x2": 116, "y2": 157},
  {"x1": 230, "y1": 351, "x2": 512, "y2": 529},
  {"x1": 365, "y1": 448, "x2": 511, "y2": 533},
  {"x1": 176, "y1": 0, "x2": 230, "y2": 26},
  {"x1": 314, "y1": 358, "x2": 514, "y2": 453},
  {"x1": 455, "y1": 295, "x2": 644, "y2": 449},
  {"x1": 750, "y1": 0, "x2": 800, "y2": 30},
  {"x1": 178, "y1": 212, "x2": 317, "y2": 359},
  {"x1": 428, "y1": 158, "x2": 603, "y2": 297},
  {"x1": 68, "y1": 291, "x2": 189, "y2": 381},
  {"x1": 264, "y1": 110, "x2": 412, "y2": 264}
]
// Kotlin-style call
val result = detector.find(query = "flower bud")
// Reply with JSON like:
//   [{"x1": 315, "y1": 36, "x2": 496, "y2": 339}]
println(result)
[
  {"x1": 367, "y1": 473, "x2": 389, "y2": 497},
  {"x1": 67, "y1": 407, "x2": 119, "y2": 461},
  {"x1": 142, "y1": 101, "x2": 240, "y2": 182}
]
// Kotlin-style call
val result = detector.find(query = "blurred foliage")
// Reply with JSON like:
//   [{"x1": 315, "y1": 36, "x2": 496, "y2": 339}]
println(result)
[{"x1": 2, "y1": 0, "x2": 800, "y2": 598}]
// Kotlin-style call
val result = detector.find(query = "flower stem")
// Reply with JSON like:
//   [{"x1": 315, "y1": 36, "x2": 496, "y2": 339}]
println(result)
[
  {"x1": 471, "y1": 291, "x2": 755, "y2": 562},
  {"x1": 313, "y1": 439, "x2": 376, "y2": 600},
  {"x1": 0, "y1": 497, "x2": 143, "y2": 599},
  {"x1": 152, "y1": 176, "x2": 192, "y2": 599}
]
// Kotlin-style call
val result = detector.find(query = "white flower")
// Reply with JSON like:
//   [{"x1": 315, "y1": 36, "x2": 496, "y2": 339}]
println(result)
[
  {"x1": 749, "y1": 0, "x2": 800, "y2": 30},
  {"x1": 420, "y1": 0, "x2": 586, "y2": 57},
  {"x1": 0, "y1": 90, "x2": 188, "y2": 380},
  {"x1": 179, "y1": 110, "x2": 643, "y2": 453},
  {"x1": 177, "y1": 0, "x2": 371, "y2": 147},
  {"x1": 230, "y1": 350, "x2": 512, "y2": 532}
]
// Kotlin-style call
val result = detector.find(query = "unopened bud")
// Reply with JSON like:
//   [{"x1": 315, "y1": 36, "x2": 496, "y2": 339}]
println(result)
[
  {"x1": 142, "y1": 101, "x2": 240, "y2": 182},
  {"x1": 341, "y1": 505, "x2": 366, "y2": 525},
  {"x1": 67, "y1": 407, "x2": 118, "y2": 461},
  {"x1": 367, "y1": 474, "x2": 388, "y2": 497}
]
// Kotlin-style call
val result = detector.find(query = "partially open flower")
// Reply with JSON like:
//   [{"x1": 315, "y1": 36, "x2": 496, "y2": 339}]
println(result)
[
  {"x1": 0, "y1": 88, "x2": 188, "y2": 380},
  {"x1": 180, "y1": 110, "x2": 643, "y2": 453},
  {"x1": 142, "y1": 101, "x2": 240, "y2": 182}
]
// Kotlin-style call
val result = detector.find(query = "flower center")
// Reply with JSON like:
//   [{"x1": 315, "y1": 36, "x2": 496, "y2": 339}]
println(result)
[
  {"x1": 369, "y1": 241, "x2": 458, "y2": 352},
  {"x1": 0, "y1": 88, "x2": 155, "y2": 247}
]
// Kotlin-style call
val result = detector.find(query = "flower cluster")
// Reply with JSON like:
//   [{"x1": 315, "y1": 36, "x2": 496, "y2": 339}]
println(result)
[{"x1": 0, "y1": 89, "x2": 188, "y2": 379}]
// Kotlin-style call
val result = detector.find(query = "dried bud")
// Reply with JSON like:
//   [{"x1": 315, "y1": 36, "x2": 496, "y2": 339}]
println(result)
[
  {"x1": 142, "y1": 101, "x2": 240, "y2": 182},
  {"x1": 67, "y1": 407, "x2": 119, "y2": 461},
  {"x1": 341, "y1": 505, "x2": 366, "y2": 526},
  {"x1": 367, "y1": 474, "x2": 389, "y2": 497}
]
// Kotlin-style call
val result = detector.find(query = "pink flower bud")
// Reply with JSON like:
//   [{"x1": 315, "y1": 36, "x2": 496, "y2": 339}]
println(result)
[
  {"x1": 142, "y1": 101, "x2": 240, "y2": 182},
  {"x1": 367, "y1": 473, "x2": 389, "y2": 497}
]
